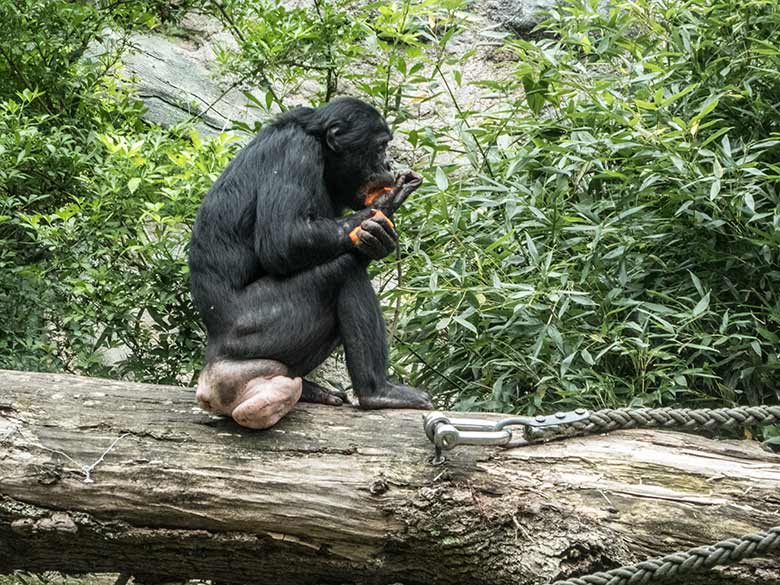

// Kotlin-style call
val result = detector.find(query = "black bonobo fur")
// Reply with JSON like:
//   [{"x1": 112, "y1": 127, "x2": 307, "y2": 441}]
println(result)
[{"x1": 189, "y1": 97, "x2": 432, "y2": 410}]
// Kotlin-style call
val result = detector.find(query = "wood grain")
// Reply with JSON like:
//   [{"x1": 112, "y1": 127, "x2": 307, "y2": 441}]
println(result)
[{"x1": 1, "y1": 369, "x2": 778, "y2": 584}]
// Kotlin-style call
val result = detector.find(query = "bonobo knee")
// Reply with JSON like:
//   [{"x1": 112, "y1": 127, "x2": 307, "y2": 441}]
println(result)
[{"x1": 341, "y1": 253, "x2": 366, "y2": 274}]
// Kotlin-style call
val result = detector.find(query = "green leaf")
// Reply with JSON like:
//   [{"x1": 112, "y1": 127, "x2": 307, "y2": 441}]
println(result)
[
  {"x1": 694, "y1": 97, "x2": 720, "y2": 121},
  {"x1": 453, "y1": 316, "x2": 477, "y2": 333},
  {"x1": 692, "y1": 292, "x2": 710, "y2": 317},
  {"x1": 744, "y1": 192, "x2": 755, "y2": 212},
  {"x1": 435, "y1": 166, "x2": 449, "y2": 191},
  {"x1": 127, "y1": 178, "x2": 141, "y2": 194},
  {"x1": 525, "y1": 233, "x2": 538, "y2": 262},
  {"x1": 522, "y1": 75, "x2": 547, "y2": 115},
  {"x1": 709, "y1": 179, "x2": 720, "y2": 200},
  {"x1": 757, "y1": 328, "x2": 780, "y2": 343},
  {"x1": 689, "y1": 271, "x2": 704, "y2": 297}
]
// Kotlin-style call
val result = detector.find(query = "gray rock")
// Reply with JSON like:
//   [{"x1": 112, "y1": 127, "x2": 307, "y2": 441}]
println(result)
[
  {"x1": 484, "y1": 0, "x2": 608, "y2": 35},
  {"x1": 122, "y1": 33, "x2": 264, "y2": 138}
]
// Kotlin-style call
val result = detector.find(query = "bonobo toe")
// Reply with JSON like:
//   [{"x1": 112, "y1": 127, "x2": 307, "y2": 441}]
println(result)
[
  {"x1": 300, "y1": 380, "x2": 350, "y2": 406},
  {"x1": 358, "y1": 383, "x2": 433, "y2": 410}
]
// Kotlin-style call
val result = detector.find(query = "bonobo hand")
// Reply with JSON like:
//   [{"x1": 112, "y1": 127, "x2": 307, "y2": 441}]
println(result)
[
  {"x1": 349, "y1": 210, "x2": 398, "y2": 260},
  {"x1": 372, "y1": 171, "x2": 423, "y2": 218}
]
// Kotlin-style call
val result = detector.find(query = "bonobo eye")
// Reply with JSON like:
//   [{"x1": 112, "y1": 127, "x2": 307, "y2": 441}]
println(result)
[{"x1": 376, "y1": 136, "x2": 391, "y2": 154}]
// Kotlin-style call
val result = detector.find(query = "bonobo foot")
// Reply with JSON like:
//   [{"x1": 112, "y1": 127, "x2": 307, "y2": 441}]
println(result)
[
  {"x1": 300, "y1": 379, "x2": 350, "y2": 406},
  {"x1": 357, "y1": 383, "x2": 433, "y2": 410}
]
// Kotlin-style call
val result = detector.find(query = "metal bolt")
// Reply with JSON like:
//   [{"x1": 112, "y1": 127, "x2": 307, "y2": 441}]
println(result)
[
  {"x1": 555, "y1": 412, "x2": 566, "y2": 419},
  {"x1": 576, "y1": 408, "x2": 586, "y2": 415},
  {"x1": 536, "y1": 415, "x2": 546, "y2": 422}
]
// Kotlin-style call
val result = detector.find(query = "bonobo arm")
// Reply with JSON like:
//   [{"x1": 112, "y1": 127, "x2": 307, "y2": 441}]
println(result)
[
  {"x1": 255, "y1": 197, "x2": 379, "y2": 276},
  {"x1": 253, "y1": 135, "x2": 399, "y2": 275}
]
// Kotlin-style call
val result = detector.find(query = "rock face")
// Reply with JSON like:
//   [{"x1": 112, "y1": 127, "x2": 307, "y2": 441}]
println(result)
[
  {"x1": 122, "y1": 22, "x2": 264, "y2": 138},
  {"x1": 484, "y1": 0, "x2": 608, "y2": 35}
]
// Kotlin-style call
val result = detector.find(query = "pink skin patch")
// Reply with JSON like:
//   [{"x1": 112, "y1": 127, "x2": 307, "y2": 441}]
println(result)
[{"x1": 196, "y1": 375, "x2": 302, "y2": 430}]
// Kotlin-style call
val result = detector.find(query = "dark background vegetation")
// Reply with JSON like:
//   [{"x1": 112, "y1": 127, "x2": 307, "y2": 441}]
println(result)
[{"x1": 1, "y1": 0, "x2": 778, "y2": 430}]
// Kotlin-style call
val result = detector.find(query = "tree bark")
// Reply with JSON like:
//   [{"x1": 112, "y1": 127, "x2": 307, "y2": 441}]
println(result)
[{"x1": 0, "y1": 369, "x2": 779, "y2": 585}]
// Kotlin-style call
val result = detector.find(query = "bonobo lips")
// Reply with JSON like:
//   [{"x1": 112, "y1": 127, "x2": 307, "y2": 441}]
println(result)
[
  {"x1": 359, "y1": 171, "x2": 395, "y2": 207},
  {"x1": 364, "y1": 187, "x2": 393, "y2": 206}
]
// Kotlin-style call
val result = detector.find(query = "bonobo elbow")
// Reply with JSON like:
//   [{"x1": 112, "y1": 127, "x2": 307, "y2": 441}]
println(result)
[{"x1": 261, "y1": 254, "x2": 295, "y2": 277}]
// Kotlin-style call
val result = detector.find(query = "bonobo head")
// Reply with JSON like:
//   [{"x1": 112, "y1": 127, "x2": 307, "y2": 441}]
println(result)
[{"x1": 316, "y1": 97, "x2": 396, "y2": 210}]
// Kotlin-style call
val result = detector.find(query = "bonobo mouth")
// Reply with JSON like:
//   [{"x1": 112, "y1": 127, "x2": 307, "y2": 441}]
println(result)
[{"x1": 358, "y1": 171, "x2": 395, "y2": 207}]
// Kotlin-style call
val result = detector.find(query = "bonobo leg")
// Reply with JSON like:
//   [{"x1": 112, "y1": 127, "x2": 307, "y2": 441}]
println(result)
[
  {"x1": 197, "y1": 253, "x2": 430, "y2": 429},
  {"x1": 196, "y1": 359, "x2": 302, "y2": 429},
  {"x1": 197, "y1": 255, "x2": 359, "y2": 428},
  {"x1": 336, "y1": 259, "x2": 433, "y2": 410}
]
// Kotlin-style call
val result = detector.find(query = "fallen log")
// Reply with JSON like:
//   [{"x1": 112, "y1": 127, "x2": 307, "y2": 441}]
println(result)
[{"x1": 0, "y1": 369, "x2": 779, "y2": 585}]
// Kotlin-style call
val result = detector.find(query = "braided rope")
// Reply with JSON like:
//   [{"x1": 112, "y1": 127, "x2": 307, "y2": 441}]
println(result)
[
  {"x1": 542, "y1": 406, "x2": 780, "y2": 584},
  {"x1": 553, "y1": 526, "x2": 780, "y2": 585},
  {"x1": 529, "y1": 406, "x2": 780, "y2": 441}
]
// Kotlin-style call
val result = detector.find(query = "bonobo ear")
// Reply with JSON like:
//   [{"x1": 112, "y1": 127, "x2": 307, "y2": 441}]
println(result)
[{"x1": 325, "y1": 126, "x2": 342, "y2": 153}]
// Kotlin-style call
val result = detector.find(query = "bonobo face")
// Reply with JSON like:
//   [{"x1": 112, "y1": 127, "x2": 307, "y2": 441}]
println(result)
[{"x1": 320, "y1": 97, "x2": 396, "y2": 210}]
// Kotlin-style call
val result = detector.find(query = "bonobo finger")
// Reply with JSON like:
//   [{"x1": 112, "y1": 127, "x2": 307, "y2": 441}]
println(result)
[
  {"x1": 371, "y1": 209, "x2": 396, "y2": 233},
  {"x1": 372, "y1": 189, "x2": 400, "y2": 215},
  {"x1": 375, "y1": 219, "x2": 399, "y2": 242},
  {"x1": 365, "y1": 215, "x2": 397, "y2": 243},
  {"x1": 362, "y1": 218, "x2": 396, "y2": 251},
  {"x1": 300, "y1": 380, "x2": 349, "y2": 406},
  {"x1": 386, "y1": 171, "x2": 422, "y2": 212},
  {"x1": 357, "y1": 227, "x2": 386, "y2": 259},
  {"x1": 359, "y1": 227, "x2": 394, "y2": 259},
  {"x1": 400, "y1": 170, "x2": 423, "y2": 190}
]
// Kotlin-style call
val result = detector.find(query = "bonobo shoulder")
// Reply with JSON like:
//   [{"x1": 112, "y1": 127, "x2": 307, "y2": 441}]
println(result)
[{"x1": 265, "y1": 106, "x2": 319, "y2": 135}]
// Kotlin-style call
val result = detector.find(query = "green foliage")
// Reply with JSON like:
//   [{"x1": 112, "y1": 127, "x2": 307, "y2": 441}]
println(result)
[
  {"x1": 0, "y1": 0, "x2": 189, "y2": 114},
  {"x1": 0, "y1": 0, "x2": 234, "y2": 382},
  {"x1": 0, "y1": 87, "x2": 236, "y2": 381},
  {"x1": 2, "y1": 0, "x2": 778, "y2": 422},
  {"x1": 209, "y1": 0, "x2": 465, "y2": 123},
  {"x1": 210, "y1": 0, "x2": 365, "y2": 111},
  {"x1": 391, "y1": 0, "x2": 780, "y2": 412}
]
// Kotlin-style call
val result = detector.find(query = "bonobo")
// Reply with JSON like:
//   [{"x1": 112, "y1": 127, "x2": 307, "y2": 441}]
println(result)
[{"x1": 189, "y1": 97, "x2": 433, "y2": 430}]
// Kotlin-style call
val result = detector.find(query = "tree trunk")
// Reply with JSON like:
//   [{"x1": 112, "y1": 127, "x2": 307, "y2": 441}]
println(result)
[{"x1": 0, "y1": 369, "x2": 779, "y2": 584}]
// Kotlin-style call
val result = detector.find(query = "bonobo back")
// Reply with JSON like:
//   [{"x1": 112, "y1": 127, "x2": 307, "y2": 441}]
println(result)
[
  {"x1": 189, "y1": 134, "x2": 261, "y2": 325},
  {"x1": 189, "y1": 109, "x2": 328, "y2": 331}
]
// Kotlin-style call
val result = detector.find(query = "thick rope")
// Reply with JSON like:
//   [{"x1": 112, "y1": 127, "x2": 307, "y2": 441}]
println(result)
[
  {"x1": 528, "y1": 406, "x2": 780, "y2": 441},
  {"x1": 540, "y1": 406, "x2": 780, "y2": 584},
  {"x1": 553, "y1": 526, "x2": 780, "y2": 585}
]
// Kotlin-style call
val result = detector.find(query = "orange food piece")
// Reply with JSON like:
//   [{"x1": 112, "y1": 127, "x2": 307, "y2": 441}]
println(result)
[
  {"x1": 372, "y1": 209, "x2": 394, "y2": 230},
  {"x1": 364, "y1": 186, "x2": 393, "y2": 206},
  {"x1": 349, "y1": 225, "x2": 362, "y2": 245}
]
